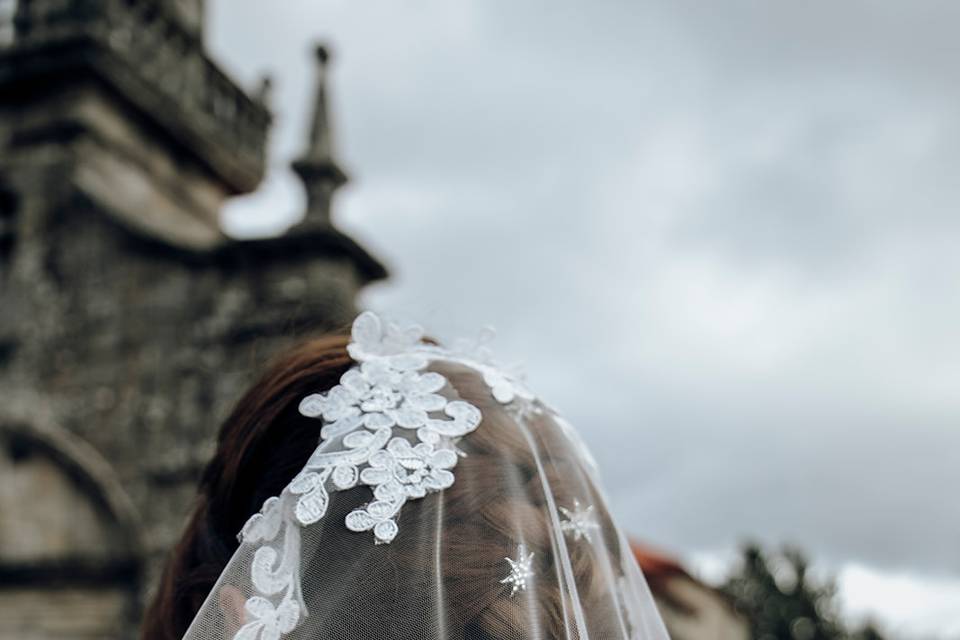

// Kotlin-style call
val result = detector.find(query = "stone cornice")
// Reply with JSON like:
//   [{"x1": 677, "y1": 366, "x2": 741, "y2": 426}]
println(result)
[{"x1": 0, "y1": 0, "x2": 270, "y2": 194}]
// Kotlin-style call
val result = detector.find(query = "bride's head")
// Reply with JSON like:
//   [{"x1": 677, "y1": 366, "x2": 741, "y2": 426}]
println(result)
[{"x1": 143, "y1": 322, "x2": 664, "y2": 640}]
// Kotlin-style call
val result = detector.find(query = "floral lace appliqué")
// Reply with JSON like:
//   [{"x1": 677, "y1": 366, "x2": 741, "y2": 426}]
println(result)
[
  {"x1": 293, "y1": 315, "x2": 481, "y2": 543},
  {"x1": 234, "y1": 312, "x2": 492, "y2": 639}
]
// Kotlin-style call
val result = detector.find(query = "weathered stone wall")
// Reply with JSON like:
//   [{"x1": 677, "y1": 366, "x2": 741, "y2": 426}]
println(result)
[
  {"x1": 0, "y1": 419, "x2": 140, "y2": 639},
  {"x1": 0, "y1": 3, "x2": 384, "y2": 636},
  {"x1": 0, "y1": 181, "x2": 361, "y2": 564},
  {"x1": 0, "y1": 172, "x2": 371, "y2": 634}
]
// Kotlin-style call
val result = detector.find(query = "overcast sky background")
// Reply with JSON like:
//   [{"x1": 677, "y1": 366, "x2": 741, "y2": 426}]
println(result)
[{"x1": 208, "y1": 1, "x2": 959, "y2": 636}]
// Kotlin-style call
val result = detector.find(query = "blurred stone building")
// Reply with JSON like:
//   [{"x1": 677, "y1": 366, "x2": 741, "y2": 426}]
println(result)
[
  {"x1": 632, "y1": 543, "x2": 749, "y2": 640},
  {"x1": 0, "y1": 0, "x2": 385, "y2": 637}
]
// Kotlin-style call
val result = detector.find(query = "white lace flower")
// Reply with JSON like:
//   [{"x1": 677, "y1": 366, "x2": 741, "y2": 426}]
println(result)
[
  {"x1": 235, "y1": 596, "x2": 299, "y2": 640},
  {"x1": 360, "y1": 437, "x2": 458, "y2": 500},
  {"x1": 416, "y1": 400, "x2": 482, "y2": 445},
  {"x1": 239, "y1": 497, "x2": 283, "y2": 543},
  {"x1": 347, "y1": 310, "x2": 426, "y2": 363},
  {"x1": 288, "y1": 469, "x2": 330, "y2": 525},
  {"x1": 344, "y1": 497, "x2": 403, "y2": 544},
  {"x1": 299, "y1": 355, "x2": 448, "y2": 440},
  {"x1": 288, "y1": 428, "x2": 392, "y2": 526},
  {"x1": 335, "y1": 438, "x2": 458, "y2": 544}
]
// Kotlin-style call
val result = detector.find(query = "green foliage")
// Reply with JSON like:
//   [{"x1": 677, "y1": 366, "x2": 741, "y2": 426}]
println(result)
[{"x1": 720, "y1": 544, "x2": 885, "y2": 640}]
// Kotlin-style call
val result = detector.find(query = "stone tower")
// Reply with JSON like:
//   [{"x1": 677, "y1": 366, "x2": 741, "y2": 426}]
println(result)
[{"x1": 0, "y1": 1, "x2": 385, "y2": 638}]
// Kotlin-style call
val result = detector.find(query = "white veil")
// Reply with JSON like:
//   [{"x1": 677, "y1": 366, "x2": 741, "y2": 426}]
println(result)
[{"x1": 181, "y1": 312, "x2": 669, "y2": 640}]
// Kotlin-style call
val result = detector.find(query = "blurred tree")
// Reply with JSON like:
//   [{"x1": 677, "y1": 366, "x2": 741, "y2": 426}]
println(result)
[{"x1": 720, "y1": 544, "x2": 886, "y2": 640}]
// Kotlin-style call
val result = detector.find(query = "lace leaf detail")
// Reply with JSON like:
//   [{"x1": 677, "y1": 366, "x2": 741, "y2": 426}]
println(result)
[
  {"x1": 346, "y1": 499, "x2": 402, "y2": 544},
  {"x1": 288, "y1": 471, "x2": 323, "y2": 495},
  {"x1": 293, "y1": 485, "x2": 328, "y2": 525},
  {"x1": 331, "y1": 464, "x2": 359, "y2": 490},
  {"x1": 251, "y1": 547, "x2": 289, "y2": 595},
  {"x1": 350, "y1": 311, "x2": 383, "y2": 351},
  {"x1": 236, "y1": 596, "x2": 299, "y2": 640},
  {"x1": 240, "y1": 497, "x2": 282, "y2": 544}
]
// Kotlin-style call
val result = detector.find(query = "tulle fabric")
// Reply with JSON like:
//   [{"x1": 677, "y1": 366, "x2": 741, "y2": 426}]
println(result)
[{"x1": 182, "y1": 359, "x2": 669, "y2": 640}]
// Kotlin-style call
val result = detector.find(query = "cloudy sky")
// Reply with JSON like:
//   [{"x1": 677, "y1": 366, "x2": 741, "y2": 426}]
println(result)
[{"x1": 208, "y1": 1, "x2": 960, "y2": 636}]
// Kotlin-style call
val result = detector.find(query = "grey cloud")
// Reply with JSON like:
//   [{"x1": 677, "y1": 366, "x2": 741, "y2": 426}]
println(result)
[{"x1": 208, "y1": 0, "x2": 960, "y2": 593}]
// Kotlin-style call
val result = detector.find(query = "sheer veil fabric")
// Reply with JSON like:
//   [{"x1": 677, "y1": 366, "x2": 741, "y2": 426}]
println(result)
[{"x1": 182, "y1": 312, "x2": 669, "y2": 640}]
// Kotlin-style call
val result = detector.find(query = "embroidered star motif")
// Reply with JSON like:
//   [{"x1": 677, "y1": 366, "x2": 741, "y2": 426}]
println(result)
[
  {"x1": 559, "y1": 500, "x2": 600, "y2": 541},
  {"x1": 500, "y1": 544, "x2": 535, "y2": 596}
]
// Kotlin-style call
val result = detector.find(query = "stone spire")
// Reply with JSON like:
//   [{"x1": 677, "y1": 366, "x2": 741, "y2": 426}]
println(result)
[{"x1": 291, "y1": 44, "x2": 348, "y2": 229}]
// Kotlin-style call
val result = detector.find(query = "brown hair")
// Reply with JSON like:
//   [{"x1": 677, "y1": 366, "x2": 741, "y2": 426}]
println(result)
[{"x1": 142, "y1": 334, "x2": 626, "y2": 640}]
